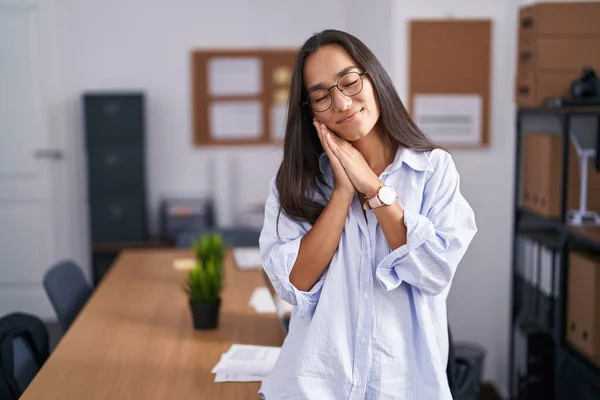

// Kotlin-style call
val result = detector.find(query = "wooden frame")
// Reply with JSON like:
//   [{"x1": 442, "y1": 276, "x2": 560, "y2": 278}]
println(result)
[{"x1": 191, "y1": 49, "x2": 298, "y2": 146}]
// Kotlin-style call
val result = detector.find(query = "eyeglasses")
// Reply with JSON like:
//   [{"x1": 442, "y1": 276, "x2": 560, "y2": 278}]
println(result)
[{"x1": 303, "y1": 71, "x2": 368, "y2": 113}]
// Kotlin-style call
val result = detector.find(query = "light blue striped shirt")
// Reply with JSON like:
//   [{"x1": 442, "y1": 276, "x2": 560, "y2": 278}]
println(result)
[{"x1": 258, "y1": 147, "x2": 477, "y2": 399}]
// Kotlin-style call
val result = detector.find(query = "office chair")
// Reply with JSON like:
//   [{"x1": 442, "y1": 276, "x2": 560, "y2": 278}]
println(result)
[
  {"x1": 0, "y1": 313, "x2": 50, "y2": 399},
  {"x1": 43, "y1": 260, "x2": 93, "y2": 332},
  {"x1": 175, "y1": 227, "x2": 261, "y2": 248}
]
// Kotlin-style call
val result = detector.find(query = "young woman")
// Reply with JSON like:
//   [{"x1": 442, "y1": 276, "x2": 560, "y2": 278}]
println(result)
[{"x1": 258, "y1": 29, "x2": 477, "y2": 400}]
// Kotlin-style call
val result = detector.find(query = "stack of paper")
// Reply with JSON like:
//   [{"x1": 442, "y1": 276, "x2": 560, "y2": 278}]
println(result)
[
  {"x1": 249, "y1": 287, "x2": 277, "y2": 313},
  {"x1": 233, "y1": 247, "x2": 262, "y2": 270},
  {"x1": 212, "y1": 344, "x2": 281, "y2": 382},
  {"x1": 274, "y1": 296, "x2": 294, "y2": 318}
]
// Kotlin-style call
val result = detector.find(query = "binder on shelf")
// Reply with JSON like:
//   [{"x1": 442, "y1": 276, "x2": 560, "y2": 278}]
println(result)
[
  {"x1": 515, "y1": 232, "x2": 561, "y2": 331},
  {"x1": 566, "y1": 251, "x2": 600, "y2": 367}
]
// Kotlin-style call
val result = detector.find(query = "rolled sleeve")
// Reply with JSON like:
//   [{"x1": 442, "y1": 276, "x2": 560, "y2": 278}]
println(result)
[
  {"x1": 259, "y1": 178, "x2": 326, "y2": 318},
  {"x1": 376, "y1": 152, "x2": 477, "y2": 295}
]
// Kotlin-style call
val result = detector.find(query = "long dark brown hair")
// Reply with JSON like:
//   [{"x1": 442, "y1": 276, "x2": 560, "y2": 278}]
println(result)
[{"x1": 276, "y1": 29, "x2": 438, "y2": 226}]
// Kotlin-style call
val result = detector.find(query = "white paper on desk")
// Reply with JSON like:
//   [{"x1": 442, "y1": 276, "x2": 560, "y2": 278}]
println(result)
[
  {"x1": 173, "y1": 258, "x2": 196, "y2": 271},
  {"x1": 233, "y1": 247, "x2": 262, "y2": 270},
  {"x1": 275, "y1": 296, "x2": 293, "y2": 318},
  {"x1": 250, "y1": 287, "x2": 277, "y2": 313},
  {"x1": 214, "y1": 373, "x2": 265, "y2": 383},
  {"x1": 212, "y1": 344, "x2": 281, "y2": 377}
]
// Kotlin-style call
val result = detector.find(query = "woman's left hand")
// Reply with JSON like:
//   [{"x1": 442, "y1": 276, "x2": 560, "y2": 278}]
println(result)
[{"x1": 325, "y1": 131, "x2": 383, "y2": 196}]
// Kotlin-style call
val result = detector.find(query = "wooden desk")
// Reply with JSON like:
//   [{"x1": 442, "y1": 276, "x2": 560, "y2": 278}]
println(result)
[{"x1": 21, "y1": 249, "x2": 284, "y2": 400}]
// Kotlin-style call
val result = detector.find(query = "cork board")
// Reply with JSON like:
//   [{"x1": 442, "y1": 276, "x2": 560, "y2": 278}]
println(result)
[
  {"x1": 408, "y1": 20, "x2": 492, "y2": 148},
  {"x1": 191, "y1": 49, "x2": 298, "y2": 146}
]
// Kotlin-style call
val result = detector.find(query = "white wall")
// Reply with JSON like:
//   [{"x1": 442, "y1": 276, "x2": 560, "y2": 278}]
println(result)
[
  {"x1": 62, "y1": 0, "x2": 352, "y2": 233},
  {"x1": 391, "y1": 0, "x2": 519, "y2": 396},
  {"x1": 61, "y1": 0, "x2": 518, "y2": 395}
]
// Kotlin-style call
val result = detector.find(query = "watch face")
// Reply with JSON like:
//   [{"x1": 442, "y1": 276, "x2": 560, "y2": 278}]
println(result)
[{"x1": 379, "y1": 186, "x2": 396, "y2": 205}]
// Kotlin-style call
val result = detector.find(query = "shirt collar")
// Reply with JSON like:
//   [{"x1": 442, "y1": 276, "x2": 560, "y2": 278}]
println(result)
[
  {"x1": 319, "y1": 147, "x2": 433, "y2": 175},
  {"x1": 390, "y1": 147, "x2": 434, "y2": 173}
]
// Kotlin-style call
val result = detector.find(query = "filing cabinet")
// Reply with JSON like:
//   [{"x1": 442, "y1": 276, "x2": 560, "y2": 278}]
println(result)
[
  {"x1": 516, "y1": 71, "x2": 578, "y2": 108},
  {"x1": 84, "y1": 92, "x2": 148, "y2": 243},
  {"x1": 87, "y1": 144, "x2": 145, "y2": 194},
  {"x1": 518, "y1": 2, "x2": 600, "y2": 37},
  {"x1": 515, "y1": 2, "x2": 600, "y2": 107},
  {"x1": 518, "y1": 37, "x2": 600, "y2": 73},
  {"x1": 522, "y1": 132, "x2": 563, "y2": 217},
  {"x1": 89, "y1": 195, "x2": 147, "y2": 243},
  {"x1": 84, "y1": 93, "x2": 144, "y2": 144}
]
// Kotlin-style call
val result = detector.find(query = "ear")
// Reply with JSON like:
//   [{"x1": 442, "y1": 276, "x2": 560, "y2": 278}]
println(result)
[{"x1": 308, "y1": 109, "x2": 320, "y2": 124}]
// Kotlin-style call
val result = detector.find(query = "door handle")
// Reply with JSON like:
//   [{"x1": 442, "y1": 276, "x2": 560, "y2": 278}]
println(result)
[{"x1": 34, "y1": 149, "x2": 63, "y2": 160}]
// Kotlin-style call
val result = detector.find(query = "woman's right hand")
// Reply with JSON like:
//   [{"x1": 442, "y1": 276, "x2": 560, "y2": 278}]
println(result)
[{"x1": 313, "y1": 119, "x2": 355, "y2": 198}]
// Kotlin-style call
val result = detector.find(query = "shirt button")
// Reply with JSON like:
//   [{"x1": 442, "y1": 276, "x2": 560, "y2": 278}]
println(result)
[
  {"x1": 360, "y1": 337, "x2": 366, "y2": 344},
  {"x1": 363, "y1": 293, "x2": 369, "y2": 299}
]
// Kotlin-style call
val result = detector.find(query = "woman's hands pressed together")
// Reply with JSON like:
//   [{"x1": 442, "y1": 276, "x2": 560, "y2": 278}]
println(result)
[
  {"x1": 314, "y1": 118, "x2": 382, "y2": 197},
  {"x1": 313, "y1": 119, "x2": 355, "y2": 198}
]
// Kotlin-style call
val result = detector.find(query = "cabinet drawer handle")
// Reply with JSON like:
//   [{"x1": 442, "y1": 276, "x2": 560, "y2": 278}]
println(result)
[
  {"x1": 519, "y1": 86, "x2": 530, "y2": 96},
  {"x1": 103, "y1": 101, "x2": 121, "y2": 116},
  {"x1": 109, "y1": 206, "x2": 124, "y2": 220},
  {"x1": 522, "y1": 17, "x2": 533, "y2": 29},
  {"x1": 520, "y1": 51, "x2": 533, "y2": 63}
]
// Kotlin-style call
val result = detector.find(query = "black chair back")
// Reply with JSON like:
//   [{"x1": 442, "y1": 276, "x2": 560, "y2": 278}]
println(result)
[
  {"x1": 43, "y1": 260, "x2": 92, "y2": 332},
  {"x1": 0, "y1": 313, "x2": 49, "y2": 399}
]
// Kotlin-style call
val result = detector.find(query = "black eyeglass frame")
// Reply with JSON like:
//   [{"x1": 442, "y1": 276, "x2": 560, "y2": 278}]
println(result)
[{"x1": 302, "y1": 71, "x2": 369, "y2": 113}]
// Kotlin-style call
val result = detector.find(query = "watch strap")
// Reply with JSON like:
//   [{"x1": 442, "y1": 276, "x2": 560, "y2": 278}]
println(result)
[
  {"x1": 368, "y1": 194, "x2": 384, "y2": 209},
  {"x1": 363, "y1": 186, "x2": 384, "y2": 211}
]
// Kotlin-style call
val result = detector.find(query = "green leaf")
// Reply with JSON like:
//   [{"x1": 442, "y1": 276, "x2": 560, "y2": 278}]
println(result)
[{"x1": 184, "y1": 232, "x2": 229, "y2": 303}]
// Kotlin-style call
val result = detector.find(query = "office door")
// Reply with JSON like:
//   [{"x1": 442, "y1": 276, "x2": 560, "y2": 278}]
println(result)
[{"x1": 0, "y1": 0, "x2": 74, "y2": 319}]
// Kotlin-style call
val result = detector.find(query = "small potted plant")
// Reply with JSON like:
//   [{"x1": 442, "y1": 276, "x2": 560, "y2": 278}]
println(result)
[{"x1": 184, "y1": 233, "x2": 228, "y2": 330}]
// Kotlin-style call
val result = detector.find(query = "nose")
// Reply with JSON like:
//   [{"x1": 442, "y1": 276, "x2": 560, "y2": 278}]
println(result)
[{"x1": 331, "y1": 88, "x2": 352, "y2": 112}]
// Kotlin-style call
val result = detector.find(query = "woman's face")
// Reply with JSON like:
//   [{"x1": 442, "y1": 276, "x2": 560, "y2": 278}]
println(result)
[{"x1": 302, "y1": 44, "x2": 380, "y2": 142}]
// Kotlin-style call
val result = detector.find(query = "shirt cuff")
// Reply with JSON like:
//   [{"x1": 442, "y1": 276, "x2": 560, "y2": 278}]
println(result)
[
  {"x1": 290, "y1": 276, "x2": 324, "y2": 318},
  {"x1": 275, "y1": 238, "x2": 324, "y2": 318},
  {"x1": 375, "y1": 209, "x2": 436, "y2": 290}
]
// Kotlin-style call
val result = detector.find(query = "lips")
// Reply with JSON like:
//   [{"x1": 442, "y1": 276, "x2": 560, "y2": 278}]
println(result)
[{"x1": 338, "y1": 108, "x2": 363, "y2": 123}]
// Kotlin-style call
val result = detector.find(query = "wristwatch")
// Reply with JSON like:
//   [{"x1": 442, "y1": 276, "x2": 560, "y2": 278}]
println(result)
[{"x1": 363, "y1": 185, "x2": 397, "y2": 210}]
